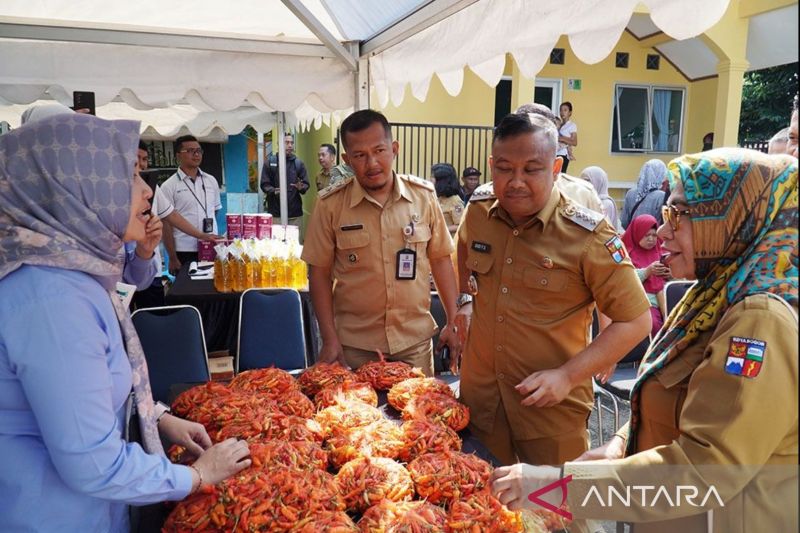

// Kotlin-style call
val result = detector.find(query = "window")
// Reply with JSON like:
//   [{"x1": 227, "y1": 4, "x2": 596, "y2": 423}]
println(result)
[
  {"x1": 549, "y1": 48, "x2": 565, "y2": 65},
  {"x1": 611, "y1": 84, "x2": 685, "y2": 153},
  {"x1": 615, "y1": 52, "x2": 629, "y2": 68}
]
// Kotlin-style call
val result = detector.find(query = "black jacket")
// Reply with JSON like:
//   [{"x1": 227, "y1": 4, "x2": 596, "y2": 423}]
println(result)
[{"x1": 260, "y1": 153, "x2": 309, "y2": 218}]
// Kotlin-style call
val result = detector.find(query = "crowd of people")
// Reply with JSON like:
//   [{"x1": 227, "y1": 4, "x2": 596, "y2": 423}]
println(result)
[{"x1": 0, "y1": 93, "x2": 796, "y2": 533}]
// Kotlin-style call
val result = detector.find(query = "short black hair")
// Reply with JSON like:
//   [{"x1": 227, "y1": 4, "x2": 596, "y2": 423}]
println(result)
[
  {"x1": 493, "y1": 112, "x2": 558, "y2": 154},
  {"x1": 432, "y1": 163, "x2": 460, "y2": 197},
  {"x1": 340, "y1": 109, "x2": 392, "y2": 150},
  {"x1": 174, "y1": 135, "x2": 199, "y2": 153},
  {"x1": 560, "y1": 101, "x2": 573, "y2": 112},
  {"x1": 515, "y1": 103, "x2": 559, "y2": 128},
  {"x1": 320, "y1": 143, "x2": 336, "y2": 157},
  {"x1": 138, "y1": 139, "x2": 148, "y2": 152}
]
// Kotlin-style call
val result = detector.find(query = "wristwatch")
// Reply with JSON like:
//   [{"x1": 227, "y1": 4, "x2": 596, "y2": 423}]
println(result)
[
  {"x1": 155, "y1": 401, "x2": 171, "y2": 424},
  {"x1": 456, "y1": 292, "x2": 473, "y2": 309}
]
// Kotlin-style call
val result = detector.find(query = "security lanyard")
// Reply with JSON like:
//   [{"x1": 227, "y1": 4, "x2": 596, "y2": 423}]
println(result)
[{"x1": 182, "y1": 172, "x2": 208, "y2": 215}]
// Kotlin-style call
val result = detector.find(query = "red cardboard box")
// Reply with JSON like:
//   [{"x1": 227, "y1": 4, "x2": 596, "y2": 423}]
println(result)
[
  {"x1": 256, "y1": 214, "x2": 273, "y2": 239},
  {"x1": 198, "y1": 240, "x2": 216, "y2": 261},
  {"x1": 242, "y1": 214, "x2": 257, "y2": 239},
  {"x1": 226, "y1": 214, "x2": 242, "y2": 240}
]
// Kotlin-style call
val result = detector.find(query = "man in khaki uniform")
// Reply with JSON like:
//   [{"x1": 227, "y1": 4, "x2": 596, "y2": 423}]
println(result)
[
  {"x1": 455, "y1": 113, "x2": 650, "y2": 466},
  {"x1": 303, "y1": 110, "x2": 460, "y2": 376}
]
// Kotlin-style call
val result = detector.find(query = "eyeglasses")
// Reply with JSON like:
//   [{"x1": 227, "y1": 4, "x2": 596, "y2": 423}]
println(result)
[
  {"x1": 661, "y1": 204, "x2": 691, "y2": 232},
  {"x1": 179, "y1": 148, "x2": 203, "y2": 155}
]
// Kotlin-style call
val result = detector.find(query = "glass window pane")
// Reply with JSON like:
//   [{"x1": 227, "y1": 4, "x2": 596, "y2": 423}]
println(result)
[
  {"x1": 651, "y1": 88, "x2": 685, "y2": 152},
  {"x1": 614, "y1": 86, "x2": 648, "y2": 152}
]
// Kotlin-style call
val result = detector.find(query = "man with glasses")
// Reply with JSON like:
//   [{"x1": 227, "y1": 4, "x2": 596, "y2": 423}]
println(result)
[{"x1": 161, "y1": 135, "x2": 222, "y2": 272}]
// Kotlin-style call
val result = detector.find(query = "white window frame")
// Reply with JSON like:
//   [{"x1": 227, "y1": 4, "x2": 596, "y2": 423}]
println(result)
[
  {"x1": 533, "y1": 78, "x2": 563, "y2": 115},
  {"x1": 611, "y1": 83, "x2": 686, "y2": 155}
]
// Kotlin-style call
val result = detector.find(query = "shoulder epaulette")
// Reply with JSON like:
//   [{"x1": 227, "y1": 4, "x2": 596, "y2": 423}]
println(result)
[
  {"x1": 469, "y1": 182, "x2": 495, "y2": 202},
  {"x1": 560, "y1": 199, "x2": 603, "y2": 231},
  {"x1": 318, "y1": 176, "x2": 353, "y2": 199},
  {"x1": 402, "y1": 174, "x2": 435, "y2": 191}
]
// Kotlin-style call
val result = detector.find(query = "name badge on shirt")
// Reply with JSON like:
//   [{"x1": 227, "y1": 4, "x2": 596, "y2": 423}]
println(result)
[
  {"x1": 202, "y1": 218, "x2": 214, "y2": 233},
  {"x1": 396, "y1": 248, "x2": 417, "y2": 280},
  {"x1": 471, "y1": 241, "x2": 491, "y2": 254}
]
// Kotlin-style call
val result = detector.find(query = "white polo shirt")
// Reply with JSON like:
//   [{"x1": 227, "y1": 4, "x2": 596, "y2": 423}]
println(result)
[
  {"x1": 160, "y1": 168, "x2": 221, "y2": 252},
  {"x1": 557, "y1": 120, "x2": 577, "y2": 157}
]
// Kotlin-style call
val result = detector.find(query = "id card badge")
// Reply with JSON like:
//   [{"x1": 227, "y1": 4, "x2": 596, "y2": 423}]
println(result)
[
  {"x1": 202, "y1": 217, "x2": 214, "y2": 233},
  {"x1": 396, "y1": 248, "x2": 417, "y2": 280}
]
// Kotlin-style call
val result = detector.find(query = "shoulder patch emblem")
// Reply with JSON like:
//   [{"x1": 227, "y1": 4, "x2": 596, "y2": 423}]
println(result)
[
  {"x1": 469, "y1": 182, "x2": 495, "y2": 202},
  {"x1": 561, "y1": 200, "x2": 603, "y2": 231},
  {"x1": 403, "y1": 174, "x2": 435, "y2": 191},
  {"x1": 318, "y1": 176, "x2": 353, "y2": 199},
  {"x1": 604, "y1": 235, "x2": 627, "y2": 263},
  {"x1": 724, "y1": 336, "x2": 766, "y2": 378}
]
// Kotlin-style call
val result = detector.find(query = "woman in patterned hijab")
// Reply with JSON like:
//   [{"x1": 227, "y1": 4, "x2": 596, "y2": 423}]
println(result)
[
  {"x1": 491, "y1": 148, "x2": 798, "y2": 532},
  {"x1": 0, "y1": 113, "x2": 249, "y2": 531}
]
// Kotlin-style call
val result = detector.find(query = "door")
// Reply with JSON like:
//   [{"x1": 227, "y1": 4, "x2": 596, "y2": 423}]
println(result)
[
  {"x1": 533, "y1": 78, "x2": 563, "y2": 114},
  {"x1": 494, "y1": 78, "x2": 512, "y2": 126}
]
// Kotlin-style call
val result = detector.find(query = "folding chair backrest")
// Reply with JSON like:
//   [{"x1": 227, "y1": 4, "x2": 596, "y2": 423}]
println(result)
[
  {"x1": 237, "y1": 289, "x2": 306, "y2": 372},
  {"x1": 430, "y1": 292, "x2": 447, "y2": 373},
  {"x1": 131, "y1": 305, "x2": 210, "y2": 404},
  {"x1": 665, "y1": 280, "x2": 695, "y2": 315}
]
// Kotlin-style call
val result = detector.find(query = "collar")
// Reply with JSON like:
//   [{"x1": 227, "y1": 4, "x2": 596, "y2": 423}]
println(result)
[
  {"x1": 178, "y1": 167, "x2": 203, "y2": 181},
  {"x1": 487, "y1": 186, "x2": 561, "y2": 230},
  {"x1": 349, "y1": 171, "x2": 410, "y2": 208}
]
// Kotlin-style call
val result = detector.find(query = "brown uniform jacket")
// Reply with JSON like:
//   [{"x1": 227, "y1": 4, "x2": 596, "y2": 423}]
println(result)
[
  {"x1": 556, "y1": 173, "x2": 604, "y2": 214},
  {"x1": 302, "y1": 173, "x2": 454, "y2": 354},
  {"x1": 566, "y1": 294, "x2": 799, "y2": 533},
  {"x1": 458, "y1": 183, "x2": 649, "y2": 440},
  {"x1": 439, "y1": 194, "x2": 465, "y2": 234}
]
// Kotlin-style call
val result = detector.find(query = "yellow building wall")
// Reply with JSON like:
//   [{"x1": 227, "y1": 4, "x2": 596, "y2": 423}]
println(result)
[
  {"x1": 295, "y1": 123, "x2": 335, "y2": 229},
  {"x1": 374, "y1": 32, "x2": 719, "y2": 199}
]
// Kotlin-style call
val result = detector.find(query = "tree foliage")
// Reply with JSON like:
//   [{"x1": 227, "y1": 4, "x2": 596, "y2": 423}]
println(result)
[{"x1": 738, "y1": 63, "x2": 798, "y2": 143}]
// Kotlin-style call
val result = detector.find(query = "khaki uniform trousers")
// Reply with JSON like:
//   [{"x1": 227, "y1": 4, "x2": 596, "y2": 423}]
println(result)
[
  {"x1": 342, "y1": 339, "x2": 434, "y2": 377},
  {"x1": 470, "y1": 399, "x2": 590, "y2": 466}
]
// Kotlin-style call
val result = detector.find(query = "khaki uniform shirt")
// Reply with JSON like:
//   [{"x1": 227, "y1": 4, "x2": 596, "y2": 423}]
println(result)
[
  {"x1": 315, "y1": 169, "x2": 332, "y2": 191},
  {"x1": 439, "y1": 194, "x2": 465, "y2": 234},
  {"x1": 556, "y1": 173, "x2": 604, "y2": 213},
  {"x1": 566, "y1": 294, "x2": 798, "y2": 533},
  {"x1": 302, "y1": 173, "x2": 454, "y2": 354},
  {"x1": 458, "y1": 183, "x2": 649, "y2": 440}
]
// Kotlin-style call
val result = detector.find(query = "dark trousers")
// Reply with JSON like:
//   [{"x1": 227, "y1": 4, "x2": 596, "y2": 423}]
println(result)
[{"x1": 557, "y1": 155, "x2": 570, "y2": 174}]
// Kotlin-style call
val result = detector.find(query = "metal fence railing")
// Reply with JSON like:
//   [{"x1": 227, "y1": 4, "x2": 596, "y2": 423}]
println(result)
[
  {"x1": 336, "y1": 123, "x2": 494, "y2": 184},
  {"x1": 741, "y1": 140, "x2": 769, "y2": 153}
]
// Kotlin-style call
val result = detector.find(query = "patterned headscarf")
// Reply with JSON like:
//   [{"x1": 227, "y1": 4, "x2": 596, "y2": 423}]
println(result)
[
  {"x1": 634, "y1": 159, "x2": 668, "y2": 203},
  {"x1": 626, "y1": 148, "x2": 798, "y2": 454},
  {"x1": 0, "y1": 113, "x2": 164, "y2": 455}
]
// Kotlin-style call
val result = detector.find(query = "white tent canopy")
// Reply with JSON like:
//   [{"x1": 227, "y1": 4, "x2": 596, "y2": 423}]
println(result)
[{"x1": 0, "y1": 0, "x2": 737, "y2": 129}]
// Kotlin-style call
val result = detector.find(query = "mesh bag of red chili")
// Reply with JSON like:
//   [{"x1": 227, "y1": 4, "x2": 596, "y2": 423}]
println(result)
[
  {"x1": 162, "y1": 485, "x2": 224, "y2": 532},
  {"x1": 336, "y1": 456, "x2": 414, "y2": 514},
  {"x1": 354, "y1": 351, "x2": 424, "y2": 390},
  {"x1": 217, "y1": 413, "x2": 324, "y2": 445},
  {"x1": 387, "y1": 377, "x2": 454, "y2": 411},
  {"x1": 407, "y1": 451, "x2": 492, "y2": 506},
  {"x1": 402, "y1": 392, "x2": 470, "y2": 432},
  {"x1": 358, "y1": 499, "x2": 448, "y2": 532},
  {"x1": 274, "y1": 389, "x2": 315, "y2": 418},
  {"x1": 314, "y1": 380, "x2": 378, "y2": 410},
  {"x1": 246, "y1": 440, "x2": 328, "y2": 473},
  {"x1": 326, "y1": 419, "x2": 404, "y2": 468},
  {"x1": 397, "y1": 418, "x2": 462, "y2": 462},
  {"x1": 297, "y1": 363, "x2": 355, "y2": 397},
  {"x1": 171, "y1": 381, "x2": 233, "y2": 419},
  {"x1": 314, "y1": 400, "x2": 383, "y2": 438},
  {"x1": 228, "y1": 367, "x2": 300, "y2": 397},
  {"x1": 288, "y1": 511, "x2": 359, "y2": 532},
  {"x1": 446, "y1": 489, "x2": 524, "y2": 532},
  {"x1": 184, "y1": 392, "x2": 280, "y2": 435}
]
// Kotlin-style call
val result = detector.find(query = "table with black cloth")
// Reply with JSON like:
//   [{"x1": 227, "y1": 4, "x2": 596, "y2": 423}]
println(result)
[{"x1": 163, "y1": 264, "x2": 321, "y2": 364}]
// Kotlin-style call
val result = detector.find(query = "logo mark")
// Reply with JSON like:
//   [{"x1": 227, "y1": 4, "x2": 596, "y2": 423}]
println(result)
[{"x1": 527, "y1": 475, "x2": 573, "y2": 520}]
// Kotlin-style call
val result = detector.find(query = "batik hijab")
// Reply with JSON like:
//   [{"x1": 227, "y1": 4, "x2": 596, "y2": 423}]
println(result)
[
  {"x1": 626, "y1": 148, "x2": 798, "y2": 455},
  {"x1": 634, "y1": 159, "x2": 668, "y2": 203},
  {"x1": 0, "y1": 113, "x2": 164, "y2": 455},
  {"x1": 621, "y1": 214, "x2": 664, "y2": 294}
]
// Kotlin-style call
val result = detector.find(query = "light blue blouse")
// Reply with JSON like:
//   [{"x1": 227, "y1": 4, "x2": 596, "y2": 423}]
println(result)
[{"x1": 0, "y1": 266, "x2": 191, "y2": 532}]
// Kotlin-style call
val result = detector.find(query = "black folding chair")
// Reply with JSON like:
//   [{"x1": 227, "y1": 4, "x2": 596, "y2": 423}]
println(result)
[
  {"x1": 665, "y1": 280, "x2": 696, "y2": 315},
  {"x1": 131, "y1": 305, "x2": 210, "y2": 404},
  {"x1": 237, "y1": 288, "x2": 307, "y2": 373}
]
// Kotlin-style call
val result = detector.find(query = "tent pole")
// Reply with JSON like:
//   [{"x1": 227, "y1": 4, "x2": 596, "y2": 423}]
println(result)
[
  {"x1": 277, "y1": 112, "x2": 288, "y2": 226},
  {"x1": 355, "y1": 51, "x2": 370, "y2": 111},
  {"x1": 256, "y1": 130, "x2": 265, "y2": 212}
]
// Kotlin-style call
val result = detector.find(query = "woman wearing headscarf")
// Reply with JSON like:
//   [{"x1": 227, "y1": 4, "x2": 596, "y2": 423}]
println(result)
[
  {"x1": 622, "y1": 214, "x2": 670, "y2": 337},
  {"x1": 0, "y1": 114, "x2": 250, "y2": 532},
  {"x1": 580, "y1": 165, "x2": 620, "y2": 230},
  {"x1": 490, "y1": 148, "x2": 798, "y2": 532},
  {"x1": 621, "y1": 159, "x2": 668, "y2": 228}
]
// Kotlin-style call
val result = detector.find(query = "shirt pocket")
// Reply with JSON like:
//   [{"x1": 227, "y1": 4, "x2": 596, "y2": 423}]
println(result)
[
  {"x1": 466, "y1": 249, "x2": 494, "y2": 275},
  {"x1": 335, "y1": 229, "x2": 371, "y2": 270},
  {"x1": 515, "y1": 266, "x2": 571, "y2": 319},
  {"x1": 406, "y1": 224, "x2": 432, "y2": 245}
]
